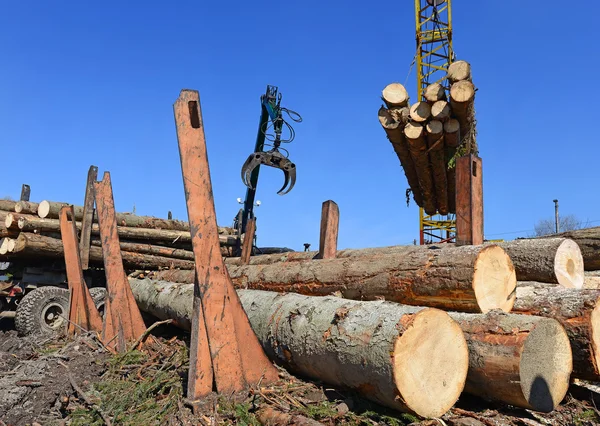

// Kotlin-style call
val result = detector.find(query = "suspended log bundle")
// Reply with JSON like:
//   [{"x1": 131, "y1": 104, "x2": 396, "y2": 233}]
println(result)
[
  {"x1": 141, "y1": 244, "x2": 517, "y2": 313},
  {"x1": 129, "y1": 279, "x2": 469, "y2": 418},
  {"x1": 379, "y1": 60, "x2": 478, "y2": 215},
  {"x1": 514, "y1": 282, "x2": 600, "y2": 381}
]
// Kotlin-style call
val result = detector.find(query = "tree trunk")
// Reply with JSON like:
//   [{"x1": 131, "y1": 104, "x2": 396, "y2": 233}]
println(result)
[
  {"x1": 424, "y1": 83, "x2": 446, "y2": 103},
  {"x1": 405, "y1": 122, "x2": 437, "y2": 215},
  {"x1": 37, "y1": 201, "x2": 85, "y2": 220},
  {"x1": 90, "y1": 240, "x2": 195, "y2": 260},
  {"x1": 431, "y1": 100, "x2": 451, "y2": 122},
  {"x1": 14, "y1": 201, "x2": 39, "y2": 215},
  {"x1": 449, "y1": 311, "x2": 571, "y2": 412},
  {"x1": 444, "y1": 119, "x2": 460, "y2": 148},
  {"x1": 382, "y1": 83, "x2": 409, "y2": 108},
  {"x1": 378, "y1": 107, "x2": 424, "y2": 206},
  {"x1": 426, "y1": 121, "x2": 449, "y2": 215},
  {"x1": 12, "y1": 233, "x2": 195, "y2": 270},
  {"x1": 449, "y1": 81, "x2": 476, "y2": 142},
  {"x1": 4, "y1": 213, "x2": 21, "y2": 231},
  {"x1": 0, "y1": 200, "x2": 16, "y2": 212},
  {"x1": 513, "y1": 282, "x2": 600, "y2": 380},
  {"x1": 447, "y1": 60, "x2": 472, "y2": 83},
  {"x1": 128, "y1": 279, "x2": 469, "y2": 418},
  {"x1": 537, "y1": 227, "x2": 600, "y2": 271},
  {"x1": 497, "y1": 238, "x2": 584, "y2": 288},
  {"x1": 16, "y1": 214, "x2": 237, "y2": 246},
  {"x1": 409, "y1": 102, "x2": 431, "y2": 123},
  {"x1": 143, "y1": 244, "x2": 517, "y2": 313}
]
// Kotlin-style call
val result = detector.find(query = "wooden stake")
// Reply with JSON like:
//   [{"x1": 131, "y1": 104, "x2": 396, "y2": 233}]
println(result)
[
  {"x1": 241, "y1": 218, "x2": 256, "y2": 265},
  {"x1": 59, "y1": 206, "x2": 102, "y2": 335},
  {"x1": 456, "y1": 155, "x2": 483, "y2": 246},
  {"x1": 173, "y1": 89, "x2": 278, "y2": 398},
  {"x1": 317, "y1": 200, "x2": 339, "y2": 259},
  {"x1": 94, "y1": 172, "x2": 147, "y2": 352},
  {"x1": 80, "y1": 166, "x2": 98, "y2": 270}
]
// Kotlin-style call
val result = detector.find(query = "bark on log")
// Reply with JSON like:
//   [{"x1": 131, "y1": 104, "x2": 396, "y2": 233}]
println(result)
[
  {"x1": 0, "y1": 200, "x2": 17, "y2": 212},
  {"x1": 449, "y1": 311, "x2": 571, "y2": 412},
  {"x1": 409, "y1": 102, "x2": 431, "y2": 123},
  {"x1": 14, "y1": 201, "x2": 39, "y2": 215},
  {"x1": 405, "y1": 122, "x2": 437, "y2": 215},
  {"x1": 12, "y1": 233, "x2": 195, "y2": 270},
  {"x1": 514, "y1": 282, "x2": 600, "y2": 380},
  {"x1": 424, "y1": 83, "x2": 446, "y2": 103},
  {"x1": 378, "y1": 107, "x2": 424, "y2": 206},
  {"x1": 388, "y1": 106, "x2": 410, "y2": 124},
  {"x1": 431, "y1": 100, "x2": 451, "y2": 122},
  {"x1": 497, "y1": 238, "x2": 584, "y2": 288},
  {"x1": 444, "y1": 119, "x2": 460, "y2": 148},
  {"x1": 447, "y1": 60, "x2": 472, "y2": 83},
  {"x1": 128, "y1": 279, "x2": 469, "y2": 418},
  {"x1": 4, "y1": 213, "x2": 21, "y2": 231},
  {"x1": 382, "y1": 83, "x2": 409, "y2": 108},
  {"x1": 90, "y1": 240, "x2": 195, "y2": 260},
  {"x1": 37, "y1": 201, "x2": 84, "y2": 220},
  {"x1": 537, "y1": 227, "x2": 600, "y2": 271},
  {"x1": 450, "y1": 81, "x2": 476, "y2": 139},
  {"x1": 426, "y1": 120, "x2": 449, "y2": 215},
  {"x1": 145, "y1": 244, "x2": 517, "y2": 313}
]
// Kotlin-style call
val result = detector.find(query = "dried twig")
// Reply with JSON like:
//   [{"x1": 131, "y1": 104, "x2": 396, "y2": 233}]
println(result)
[{"x1": 129, "y1": 319, "x2": 173, "y2": 351}]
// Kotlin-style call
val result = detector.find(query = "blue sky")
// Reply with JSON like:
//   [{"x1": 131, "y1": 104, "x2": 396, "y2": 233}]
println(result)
[{"x1": 1, "y1": 1, "x2": 598, "y2": 250}]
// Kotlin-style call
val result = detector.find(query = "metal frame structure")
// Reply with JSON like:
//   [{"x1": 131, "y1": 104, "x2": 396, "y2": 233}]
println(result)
[{"x1": 415, "y1": 0, "x2": 456, "y2": 244}]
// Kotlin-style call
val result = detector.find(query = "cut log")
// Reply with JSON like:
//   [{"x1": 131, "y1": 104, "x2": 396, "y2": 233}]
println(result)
[
  {"x1": 4, "y1": 214, "x2": 20, "y2": 231},
  {"x1": 38, "y1": 201, "x2": 85, "y2": 220},
  {"x1": 409, "y1": 101, "x2": 431, "y2": 123},
  {"x1": 382, "y1": 83, "x2": 409, "y2": 108},
  {"x1": 0, "y1": 238, "x2": 10, "y2": 255},
  {"x1": 128, "y1": 279, "x2": 469, "y2": 418},
  {"x1": 405, "y1": 122, "x2": 437, "y2": 215},
  {"x1": 90, "y1": 240, "x2": 194, "y2": 260},
  {"x1": 378, "y1": 107, "x2": 424, "y2": 206},
  {"x1": 497, "y1": 238, "x2": 584, "y2": 289},
  {"x1": 0, "y1": 200, "x2": 17, "y2": 212},
  {"x1": 145, "y1": 244, "x2": 517, "y2": 313},
  {"x1": 424, "y1": 82, "x2": 446, "y2": 103},
  {"x1": 431, "y1": 100, "x2": 451, "y2": 122},
  {"x1": 449, "y1": 311, "x2": 571, "y2": 412},
  {"x1": 426, "y1": 120, "x2": 449, "y2": 215},
  {"x1": 537, "y1": 227, "x2": 600, "y2": 271},
  {"x1": 450, "y1": 81, "x2": 476, "y2": 139},
  {"x1": 388, "y1": 106, "x2": 410, "y2": 124},
  {"x1": 514, "y1": 282, "x2": 600, "y2": 380},
  {"x1": 12, "y1": 233, "x2": 195, "y2": 270},
  {"x1": 444, "y1": 118, "x2": 460, "y2": 148},
  {"x1": 447, "y1": 60, "x2": 472, "y2": 83},
  {"x1": 14, "y1": 201, "x2": 39, "y2": 215}
]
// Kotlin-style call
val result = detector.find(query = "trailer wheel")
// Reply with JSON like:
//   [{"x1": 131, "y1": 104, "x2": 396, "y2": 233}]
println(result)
[
  {"x1": 15, "y1": 287, "x2": 70, "y2": 336},
  {"x1": 89, "y1": 287, "x2": 107, "y2": 317}
]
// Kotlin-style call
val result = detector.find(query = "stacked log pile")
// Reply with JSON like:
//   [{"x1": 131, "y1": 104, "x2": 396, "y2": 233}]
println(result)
[
  {"x1": 379, "y1": 60, "x2": 477, "y2": 215},
  {"x1": 0, "y1": 198, "x2": 238, "y2": 271}
]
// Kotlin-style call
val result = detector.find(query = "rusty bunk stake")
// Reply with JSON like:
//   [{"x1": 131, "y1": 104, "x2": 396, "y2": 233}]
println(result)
[
  {"x1": 240, "y1": 218, "x2": 256, "y2": 265},
  {"x1": 60, "y1": 206, "x2": 103, "y2": 335},
  {"x1": 456, "y1": 155, "x2": 484, "y2": 246},
  {"x1": 20, "y1": 184, "x2": 31, "y2": 202},
  {"x1": 173, "y1": 90, "x2": 278, "y2": 399},
  {"x1": 94, "y1": 172, "x2": 147, "y2": 352},
  {"x1": 316, "y1": 200, "x2": 339, "y2": 259},
  {"x1": 80, "y1": 165, "x2": 98, "y2": 270}
]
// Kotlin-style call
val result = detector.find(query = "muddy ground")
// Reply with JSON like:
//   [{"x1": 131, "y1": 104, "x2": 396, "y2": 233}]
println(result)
[{"x1": 1, "y1": 320, "x2": 600, "y2": 426}]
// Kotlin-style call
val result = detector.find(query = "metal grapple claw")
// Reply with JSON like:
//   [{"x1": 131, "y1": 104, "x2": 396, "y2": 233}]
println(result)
[{"x1": 241, "y1": 150, "x2": 296, "y2": 195}]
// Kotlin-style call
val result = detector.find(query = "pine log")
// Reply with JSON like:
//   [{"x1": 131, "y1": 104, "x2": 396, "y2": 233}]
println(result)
[
  {"x1": 90, "y1": 239, "x2": 194, "y2": 260},
  {"x1": 12, "y1": 232, "x2": 195, "y2": 270},
  {"x1": 538, "y1": 227, "x2": 600, "y2": 271},
  {"x1": 585, "y1": 271, "x2": 600, "y2": 289},
  {"x1": 4, "y1": 213, "x2": 20, "y2": 231},
  {"x1": 431, "y1": 100, "x2": 451, "y2": 122},
  {"x1": 444, "y1": 119, "x2": 460, "y2": 214},
  {"x1": 424, "y1": 82, "x2": 446, "y2": 103},
  {"x1": 447, "y1": 60, "x2": 472, "y2": 83},
  {"x1": 16, "y1": 214, "x2": 238, "y2": 246},
  {"x1": 14, "y1": 201, "x2": 39, "y2": 215},
  {"x1": 144, "y1": 244, "x2": 517, "y2": 313},
  {"x1": 128, "y1": 279, "x2": 469, "y2": 418},
  {"x1": 0, "y1": 238, "x2": 10, "y2": 255},
  {"x1": 425, "y1": 120, "x2": 449, "y2": 215},
  {"x1": 514, "y1": 282, "x2": 600, "y2": 380},
  {"x1": 0, "y1": 200, "x2": 16, "y2": 212},
  {"x1": 0, "y1": 211, "x2": 11, "y2": 238},
  {"x1": 409, "y1": 102, "x2": 431, "y2": 123},
  {"x1": 444, "y1": 119, "x2": 460, "y2": 148},
  {"x1": 37, "y1": 201, "x2": 84, "y2": 220},
  {"x1": 382, "y1": 83, "x2": 409, "y2": 108},
  {"x1": 450, "y1": 81, "x2": 476, "y2": 139},
  {"x1": 388, "y1": 106, "x2": 410, "y2": 124},
  {"x1": 449, "y1": 311, "x2": 571, "y2": 412},
  {"x1": 405, "y1": 122, "x2": 437, "y2": 215},
  {"x1": 378, "y1": 107, "x2": 424, "y2": 206},
  {"x1": 497, "y1": 238, "x2": 584, "y2": 288}
]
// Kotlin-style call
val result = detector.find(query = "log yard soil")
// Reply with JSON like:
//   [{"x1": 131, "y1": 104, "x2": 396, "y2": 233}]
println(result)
[{"x1": 1, "y1": 323, "x2": 600, "y2": 426}]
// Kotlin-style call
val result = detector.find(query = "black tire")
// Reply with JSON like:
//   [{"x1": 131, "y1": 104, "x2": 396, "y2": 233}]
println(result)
[
  {"x1": 89, "y1": 287, "x2": 107, "y2": 317},
  {"x1": 15, "y1": 286, "x2": 70, "y2": 336}
]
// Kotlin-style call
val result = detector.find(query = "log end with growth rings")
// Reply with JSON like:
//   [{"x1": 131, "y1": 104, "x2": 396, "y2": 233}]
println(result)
[
  {"x1": 473, "y1": 245, "x2": 517, "y2": 313},
  {"x1": 393, "y1": 308, "x2": 469, "y2": 418},
  {"x1": 554, "y1": 239, "x2": 585, "y2": 289},
  {"x1": 519, "y1": 319, "x2": 572, "y2": 412},
  {"x1": 382, "y1": 83, "x2": 409, "y2": 108}
]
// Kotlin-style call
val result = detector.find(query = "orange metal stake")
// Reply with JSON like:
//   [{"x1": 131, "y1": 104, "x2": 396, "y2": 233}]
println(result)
[
  {"x1": 173, "y1": 90, "x2": 278, "y2": 399},
  {"x1": 240, "y1": 218, "x2": 256, "y2": 265},
  {"x1": 60, "y1": 206, "x2": 102, "y2": 335},
  {"x1": 94, "y1": 172, "x2": 147, "y2": 352},
  {"x1": 456, "y1": 155, "x2": 484, "y2": 246},
  {"x1": 317, "y1": 200, "x2": 339, "y2": 259}
]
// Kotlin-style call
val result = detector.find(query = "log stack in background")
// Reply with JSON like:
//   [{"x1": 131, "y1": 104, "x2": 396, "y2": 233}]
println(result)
[
  {"x1": 379, "y1": 60, "x2": 476, "y2": 215},
  {"x1": 0, "y1": 198, "x2": 239, "y2": 272}
]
